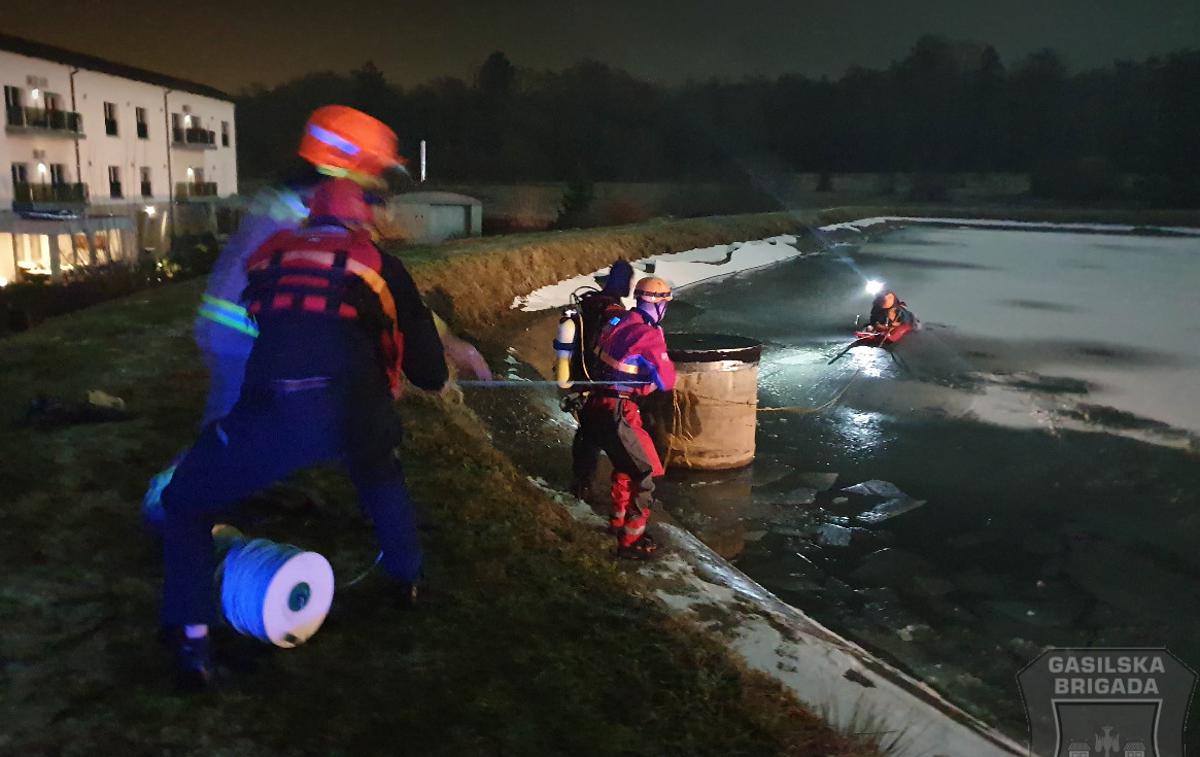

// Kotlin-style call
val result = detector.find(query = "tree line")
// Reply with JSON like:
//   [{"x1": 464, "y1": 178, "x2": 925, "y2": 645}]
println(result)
[{"x1": 237, "y1": 36, "x2": 1200, "y2": 206}]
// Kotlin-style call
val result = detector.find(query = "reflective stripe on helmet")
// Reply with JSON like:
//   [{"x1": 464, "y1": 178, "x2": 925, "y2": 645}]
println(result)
[{"x1": 306, "y1": 123, "x2": 361, "y2": 156}]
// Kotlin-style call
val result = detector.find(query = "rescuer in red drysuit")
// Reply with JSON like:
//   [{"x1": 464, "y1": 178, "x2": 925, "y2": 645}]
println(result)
[
  {"x1": 578, "y1": 276, "x2": 676, "y2": 559},
  {"x1": 553, "y1": 260, "x2": 635, "y2": 501}
]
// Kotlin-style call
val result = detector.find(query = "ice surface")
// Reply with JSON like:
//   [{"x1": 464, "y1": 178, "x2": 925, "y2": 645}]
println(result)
[
  {"x1": 842, "y1": 479, "x2": 907, "y2": 498},
  {"x1": 857, "y1": 497, "x2": 928, "y2": 525},
  {"x1": 851, "y1": 226, "x2": 1200, "y2": 436}
]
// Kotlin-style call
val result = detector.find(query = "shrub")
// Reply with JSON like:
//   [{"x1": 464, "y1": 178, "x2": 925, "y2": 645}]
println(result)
[
  {"x1": 165, "y1": 233, "x2": 221, "y2": 278},
  {"x1": 0, "y1": 233, "x2": 219, "y2": 339},
  {"x1": 555, "y1": 176, "x2": 596, "y2": 229}
]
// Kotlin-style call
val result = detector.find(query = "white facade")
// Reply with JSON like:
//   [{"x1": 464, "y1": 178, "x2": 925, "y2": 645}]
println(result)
[{"x1": 0, "y1": 38, "x2": 237, "y2": 283}]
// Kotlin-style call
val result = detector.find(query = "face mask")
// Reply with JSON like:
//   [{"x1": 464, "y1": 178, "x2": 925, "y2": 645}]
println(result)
[{"x1": 640, "y1": 300, "x2": 668, "y2": 324}]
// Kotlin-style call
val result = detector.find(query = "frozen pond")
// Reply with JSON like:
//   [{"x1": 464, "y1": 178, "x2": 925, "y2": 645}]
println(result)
[{"x1": 660, "y1": 225, "x2": 1200, "y2": 737}]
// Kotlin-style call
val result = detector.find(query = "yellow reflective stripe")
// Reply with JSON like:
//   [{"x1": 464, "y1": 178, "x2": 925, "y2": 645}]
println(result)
[
  {"x1": 595, "y1": 347, "x2": 642, "y2": 375},
  {"x1": 344, "y1": 259, "x2": 398, "y2": 327},
  {"x1": 198, "y1": 305, "x2": 259, "y2": 337},
  {"x1": 201, "y1": 294, "x2": 250, "y2": 318}
]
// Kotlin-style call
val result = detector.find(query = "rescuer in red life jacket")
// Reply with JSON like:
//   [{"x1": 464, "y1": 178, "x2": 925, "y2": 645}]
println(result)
[
  {"x1": 866, "y1": 290, "x2": 914, "y2": 332},
  {"x1": 578, "y1": 276, "x2": 677, "y2": 559},
  {"x1": 158, "y1": 111, "x2": 448, "y2": 689},
  {"x1": 553, "y1": 259, "x2": 635, "y2": 501}
]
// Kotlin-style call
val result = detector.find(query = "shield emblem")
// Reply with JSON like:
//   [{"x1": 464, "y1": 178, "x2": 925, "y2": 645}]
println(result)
[
  {"x1": 1018, "y1": 648, "x2": 1194, "y2": 757},
  {"x1": 1054, "y1": 701, "x2": 1158, "y2": 757}
]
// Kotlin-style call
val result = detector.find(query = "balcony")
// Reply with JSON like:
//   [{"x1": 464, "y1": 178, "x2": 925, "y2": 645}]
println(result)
[
  {"x1": 175, "y1": 181, "x2": 218, "y2": 199},
  {"x1": 172, "y1": 127, "x2": 216, "y2": 150},
  {"x1": 12, "y1": 182, "x2": 88, "y2": 209},
  {"x1": 6, "y1": 106, "x2": 85, "y2": 137}
]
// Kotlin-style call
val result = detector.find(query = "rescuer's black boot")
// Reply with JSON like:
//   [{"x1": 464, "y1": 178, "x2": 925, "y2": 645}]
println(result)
[{"x1": 169, "y1": 631, "x2": 213, "y2": 692}]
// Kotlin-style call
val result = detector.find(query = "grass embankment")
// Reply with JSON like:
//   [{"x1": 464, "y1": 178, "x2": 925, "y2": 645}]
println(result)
[
  {"x1": 397, "y1": 211, "x2": 816, "y2": 335},
  {"x1": 0, "y1": 212, "x2": 876, "y2": 754}
]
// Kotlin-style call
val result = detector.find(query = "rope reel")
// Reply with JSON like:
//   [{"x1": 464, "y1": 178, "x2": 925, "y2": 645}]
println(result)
[{"x1": 213, "y1": 525, "x2": 335, "y2": 648}]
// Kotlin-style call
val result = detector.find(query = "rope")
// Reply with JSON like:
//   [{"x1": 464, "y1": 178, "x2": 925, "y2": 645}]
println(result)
[
  {"x1": 339, "y1": 551, "x2": 383, "y2": 588},
  {"x1": 662, "y1": 369, "x2": 863, "y2": 413},
  {"x1": 760, "y1": 367, "x2": 863, "y2": 414},
  {"x1": 661, "y1": 366, "x2": 862, "y2": 468},
  {"x1": 220, "y1": 538, "x2": 305, "y2": 643}
]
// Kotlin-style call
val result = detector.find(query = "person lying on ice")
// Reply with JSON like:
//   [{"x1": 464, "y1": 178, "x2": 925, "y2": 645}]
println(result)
[
  {"x1": 158, "y1": 110, "x2": 448, "y2": 690},
  {"x1": 578, "y1": 276, "x2": 676, "y2": 560},
  {"x1": 865, "y1": 290, "x2": 914, "y2": 333},
  {"x1": 553, "y1": 259, "x2": 635, "y2": 501}
]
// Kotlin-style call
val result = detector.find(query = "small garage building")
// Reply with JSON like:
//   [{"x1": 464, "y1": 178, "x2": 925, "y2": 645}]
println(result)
[{"x1": 383, "y1": 191, "x2": 481, "y2": 244}]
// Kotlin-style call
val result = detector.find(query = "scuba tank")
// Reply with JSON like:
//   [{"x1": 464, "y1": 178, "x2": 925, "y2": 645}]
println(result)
[
  {"x1": 553, "y1": 285, "x2": 603, "y2": 390},
  {"x1": 554, "y1": 309, "x2": 579, "y2": 389}
]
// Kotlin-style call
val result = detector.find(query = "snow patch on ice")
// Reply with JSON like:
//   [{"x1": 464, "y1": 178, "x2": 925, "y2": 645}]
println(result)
[
  {"x1": 831, "y1": 215, "x2": 1200, "y2": 236},
  {"x1": 512, "y1": 234, "x2": 811, "y2": 311}
]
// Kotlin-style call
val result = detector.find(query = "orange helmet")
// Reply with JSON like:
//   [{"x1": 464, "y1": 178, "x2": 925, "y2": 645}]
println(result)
[
  {"x1": 634, "y1": 276, "x2": 673, "y2": 303},
  {"x1": 298, "y1": 105, "x2": 406, "y2": 183}
]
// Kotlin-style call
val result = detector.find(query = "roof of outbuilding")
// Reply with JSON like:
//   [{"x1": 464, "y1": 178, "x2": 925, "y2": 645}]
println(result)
[{"x1": 0, "y1": 33, "x2": 233, "y2": 101}]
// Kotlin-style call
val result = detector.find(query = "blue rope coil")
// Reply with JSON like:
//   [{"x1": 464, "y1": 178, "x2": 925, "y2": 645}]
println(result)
[{"x1": 220, "y1": 538, "x2": 306, "y2": 643}]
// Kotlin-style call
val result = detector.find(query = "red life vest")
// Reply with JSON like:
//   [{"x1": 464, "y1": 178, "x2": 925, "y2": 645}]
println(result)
[{"x1": 244, "y1": 225, "x2": 406, "y2": 397}]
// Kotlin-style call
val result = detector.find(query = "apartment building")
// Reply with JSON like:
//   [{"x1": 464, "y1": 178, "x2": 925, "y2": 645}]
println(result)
[{"x1": 0, "y1": 33, "x2": 238, "y2": 285}]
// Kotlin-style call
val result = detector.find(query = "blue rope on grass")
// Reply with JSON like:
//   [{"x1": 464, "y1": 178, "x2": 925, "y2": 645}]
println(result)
[{"x1": 221, "y1": 538, "x2": 307, "y2": 643}]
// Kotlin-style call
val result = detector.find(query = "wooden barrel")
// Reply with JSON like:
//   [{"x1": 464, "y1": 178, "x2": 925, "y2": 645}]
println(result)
[{"x1": 644, "y1": 333, "x2": 761, "y2": 470}]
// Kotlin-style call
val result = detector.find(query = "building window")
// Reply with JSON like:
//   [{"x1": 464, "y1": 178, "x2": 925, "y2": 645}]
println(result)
[
  {"x1": 4, "y1": 86, "x2": 23, "y2": 127},
  {"x1": 44, "y1": 92, "x2": 63, "y2": 111},
  {"x1": 221, "y1": 121, "x2": 230, "y2": 147},
  {"x1": 136, "y1": 107, "x2": 148, "y2": 139},
  {"x1": 108, "y1": 165, "x2": 122, "y2": 198},
  {"x1": 11, "y1": 162, "x2": 29, "y2": 187},
  {"x1": 140, "y1": 167, "x2": 152, "y2": 197},
  {"x1": 49, "y1": 164, "x2": 67, "y2": 185},
  {"x1": 171, "y1": 113, "x2": 182, "y2": 143},
  {"x1": 103, "y1": 101, "x2": 118, "y2": 136}
]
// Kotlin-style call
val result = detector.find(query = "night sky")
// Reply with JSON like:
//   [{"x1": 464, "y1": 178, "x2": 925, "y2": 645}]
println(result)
[{"x1": 4, "y1": 0, "x2": 1198, "y2": 93}]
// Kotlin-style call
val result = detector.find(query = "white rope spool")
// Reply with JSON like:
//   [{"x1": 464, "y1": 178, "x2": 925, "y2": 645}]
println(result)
[{"x1": 217, "y1": 535, "x2": 335, "y2": 648}]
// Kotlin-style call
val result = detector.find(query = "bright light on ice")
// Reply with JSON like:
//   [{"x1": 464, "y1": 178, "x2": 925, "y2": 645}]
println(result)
[{"x1": 865, "y1": 280, "x2": 884, "y2": 295}]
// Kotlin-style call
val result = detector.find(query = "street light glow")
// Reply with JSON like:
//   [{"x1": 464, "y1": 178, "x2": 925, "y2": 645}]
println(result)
[{"x1": 865, "y1": 279, "x2": 884, "y2": 295}]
